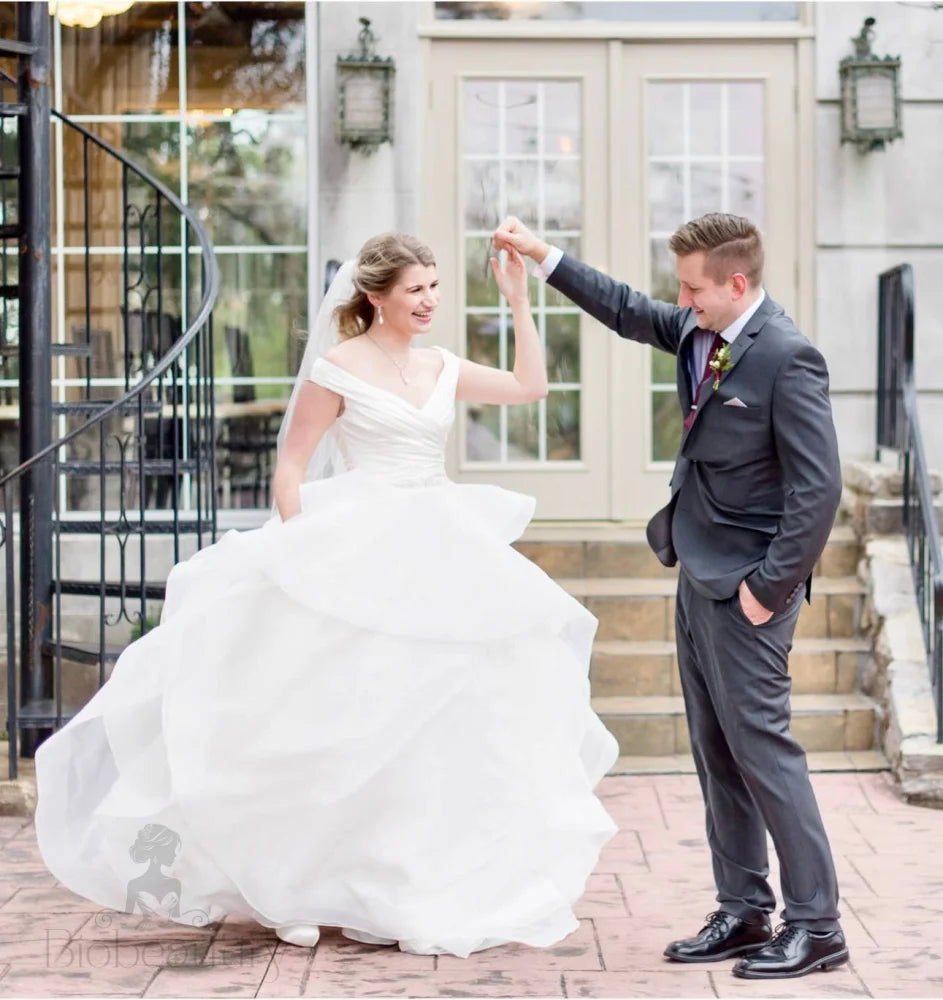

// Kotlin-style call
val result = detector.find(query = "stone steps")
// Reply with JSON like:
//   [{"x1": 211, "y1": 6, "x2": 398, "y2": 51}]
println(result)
[
  {"x1": 591, "y1": 636, "x2": 871, "y2": 697},
  {"x1": 516, "y1": 524, "x2": 859, "y2": 579},
  {"x1": 514, "y1": 523, "x2": 878, "y2": 759},
  {"x1": 610, "y1": 749, "x2": 888, "y2": 775},
  {"x1": 559, "y1": 575, "x2": 866, "y2": 642},
  {"x1": 593, "y1": 692, "x2": 877, "y2": 757}
]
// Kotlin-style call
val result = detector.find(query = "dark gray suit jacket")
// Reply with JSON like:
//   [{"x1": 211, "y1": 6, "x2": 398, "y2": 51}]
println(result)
[{"x1": 548, "y1": 254, "x2": 842, "y2": 614}]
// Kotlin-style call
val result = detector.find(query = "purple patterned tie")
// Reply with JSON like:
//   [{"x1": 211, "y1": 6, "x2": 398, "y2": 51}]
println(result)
[{"x1": 683, "y1": 332, "x2": 724, "y2": 430}]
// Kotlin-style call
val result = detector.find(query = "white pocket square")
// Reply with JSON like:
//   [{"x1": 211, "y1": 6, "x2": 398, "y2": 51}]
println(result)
[{"x1": 723, "y1": 397, "x2": 749, "y2": 408}]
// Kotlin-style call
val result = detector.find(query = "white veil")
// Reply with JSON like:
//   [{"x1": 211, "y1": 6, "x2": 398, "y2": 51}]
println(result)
[{"x1": 275, "y1": 259, "x2": 356, "y2": 483}]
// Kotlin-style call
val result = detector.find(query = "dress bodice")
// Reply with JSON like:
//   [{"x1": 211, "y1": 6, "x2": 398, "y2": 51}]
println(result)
[{"x1": 307, "y1": 346, "x2": 459, "y2": 486}]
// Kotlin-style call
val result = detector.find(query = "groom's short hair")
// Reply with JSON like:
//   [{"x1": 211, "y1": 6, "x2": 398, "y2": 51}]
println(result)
[{"x1": 669, "y1": 213, "x2": 764, "y2": 288}]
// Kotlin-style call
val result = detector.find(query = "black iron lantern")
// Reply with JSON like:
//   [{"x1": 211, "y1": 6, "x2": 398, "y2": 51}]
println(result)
[
  {"x1": 335, "y1": 18, "x2": 395, "y2": 154},
  {"x1": 839, "y1": 18, "x2": 903, "y2": 153}
]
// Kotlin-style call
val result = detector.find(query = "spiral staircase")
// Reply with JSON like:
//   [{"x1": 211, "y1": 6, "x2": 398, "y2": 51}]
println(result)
[{"x1": 0, "y1": 15, "x2": 219, "y2": 780}]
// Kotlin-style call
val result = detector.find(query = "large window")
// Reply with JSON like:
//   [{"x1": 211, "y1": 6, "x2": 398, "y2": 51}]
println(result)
[
  {"x1": 56, "y1": 1, "x2": 308, "y2": 406},
  {"x1": 0, "y1": 2, "x2": 311, "y2": 509},
  {"x1": 462, "y1": 78, "x2": 583, "y2": 464}
]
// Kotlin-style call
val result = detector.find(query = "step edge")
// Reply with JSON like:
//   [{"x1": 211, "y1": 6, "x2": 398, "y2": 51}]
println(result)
[
  {"x1": 592, "y1": 637, "x2": 872, "y2": 655},
  {"x1": 592, "y1": 692, "x2": 878, "y2": 714},
  {"x1": 563, "y1": 576, "x2": 865, "y2": 596}
]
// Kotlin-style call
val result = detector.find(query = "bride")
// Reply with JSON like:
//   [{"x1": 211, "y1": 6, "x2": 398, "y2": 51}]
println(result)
[{"x1": 34, "y1": 232, "x2": 619, "y2": 959}]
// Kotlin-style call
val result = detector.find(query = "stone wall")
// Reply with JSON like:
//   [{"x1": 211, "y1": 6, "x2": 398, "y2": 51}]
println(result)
[{"x1": 843, "y1": 459, "x2": 943, "y2": 805}]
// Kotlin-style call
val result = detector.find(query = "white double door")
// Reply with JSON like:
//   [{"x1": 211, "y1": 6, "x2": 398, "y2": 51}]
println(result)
[{"x1": 423, "y1": 38, "x2": 799, "y2": 520}]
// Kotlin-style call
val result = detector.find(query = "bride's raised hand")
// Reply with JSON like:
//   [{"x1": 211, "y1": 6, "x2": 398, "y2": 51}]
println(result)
[{"x1": 489, "y1": 247, "x2": 528, "y2": 306}]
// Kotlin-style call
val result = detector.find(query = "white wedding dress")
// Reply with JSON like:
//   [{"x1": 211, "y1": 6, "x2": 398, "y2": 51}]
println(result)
[{"x1": 34, "y1": 346, "x2": 619, "y2": 958}]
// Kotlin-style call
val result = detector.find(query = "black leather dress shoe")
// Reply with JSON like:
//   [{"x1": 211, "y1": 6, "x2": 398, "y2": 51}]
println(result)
[
  {"x1": 732, "y1": 924, "x2": 849, "y2": 979},
  {"x1": 664, "y1": 911, "x2": 772, "y2": 964}
]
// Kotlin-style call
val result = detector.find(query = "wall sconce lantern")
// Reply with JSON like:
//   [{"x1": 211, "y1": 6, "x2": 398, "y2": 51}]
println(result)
[
  {"x1": 336, "y1": 18, "x2": 395, "y2": 155},
  {"x1": 839, "y1": 17, "x2": 903, "y2": 153}
]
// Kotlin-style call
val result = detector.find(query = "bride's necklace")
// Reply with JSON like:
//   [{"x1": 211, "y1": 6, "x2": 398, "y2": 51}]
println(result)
[{"x1": 366, "y1": 333, "x2": 411, "y2": 385}]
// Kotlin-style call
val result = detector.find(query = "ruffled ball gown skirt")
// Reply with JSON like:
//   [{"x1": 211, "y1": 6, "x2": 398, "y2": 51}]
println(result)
[{"x1": 34, "y1": 348, "x2": 619, "y2": 958}]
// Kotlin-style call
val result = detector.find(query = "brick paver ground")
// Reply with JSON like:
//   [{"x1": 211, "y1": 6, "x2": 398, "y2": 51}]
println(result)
[{"x1": 1, "y1": 771, "x2": 941, "y2": 998}]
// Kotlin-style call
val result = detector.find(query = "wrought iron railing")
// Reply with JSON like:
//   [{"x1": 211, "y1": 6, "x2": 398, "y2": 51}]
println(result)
[
  {"x1": 1, "y1": 106, "x2": 218, "y2": 777},
  {"x1": 877, "y1": 263, "x2": 943, "y2": 742}
]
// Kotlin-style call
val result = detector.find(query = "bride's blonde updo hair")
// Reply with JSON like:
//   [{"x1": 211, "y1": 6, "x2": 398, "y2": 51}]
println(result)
[{"x1": 335, "y1": 233, "x2": 436, "y2": 340}]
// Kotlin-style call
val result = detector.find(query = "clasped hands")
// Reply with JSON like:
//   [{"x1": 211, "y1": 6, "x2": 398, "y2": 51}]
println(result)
[{"x1": 491, "y1": 217, "x2": 549, "y2": 264}]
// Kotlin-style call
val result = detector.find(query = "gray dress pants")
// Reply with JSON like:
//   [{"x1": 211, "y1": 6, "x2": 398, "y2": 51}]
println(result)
[{"x1": 675, "y1": 570, "x2": 841, "y2": 931}]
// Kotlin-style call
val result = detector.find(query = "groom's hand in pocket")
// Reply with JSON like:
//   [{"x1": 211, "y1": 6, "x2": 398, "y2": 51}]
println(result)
[
  {"x1": 493, "y1": 217, "x2": 551, "y2": 265},
  {"x1": 738, "y1": 579, "x2": 774, "y2": 625}
]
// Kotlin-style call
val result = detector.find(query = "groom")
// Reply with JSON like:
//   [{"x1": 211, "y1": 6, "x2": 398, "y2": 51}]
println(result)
[{"x1": 493, "y1": 213, "x2": 848, "y2": 980}]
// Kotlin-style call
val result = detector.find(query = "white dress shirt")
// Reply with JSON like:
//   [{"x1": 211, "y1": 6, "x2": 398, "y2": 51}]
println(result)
[{"x1": 690, "y1": 290, "x2": 766, "y2": 391}]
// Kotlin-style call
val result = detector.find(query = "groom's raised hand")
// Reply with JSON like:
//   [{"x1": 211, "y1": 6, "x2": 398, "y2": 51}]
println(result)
[{"x1": 492, "y1": 217, "x2": 551, "y2": 264}]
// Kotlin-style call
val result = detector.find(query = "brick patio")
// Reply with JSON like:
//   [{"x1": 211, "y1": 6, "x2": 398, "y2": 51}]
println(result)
[{"x1": 1, "y1": 771, "x2": 942, "y2": 998}]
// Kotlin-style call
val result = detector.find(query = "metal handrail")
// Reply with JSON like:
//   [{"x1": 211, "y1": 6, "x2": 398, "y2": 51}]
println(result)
[
  {"x1": 0, "y1": 112, "x2": 219, "y2": 491},
  {"x1": 2, "y1": 105, "x2": 219, "y2": 777},
  {"x1": 878, "y1": 264, "x2": 943, "y2": 742}
]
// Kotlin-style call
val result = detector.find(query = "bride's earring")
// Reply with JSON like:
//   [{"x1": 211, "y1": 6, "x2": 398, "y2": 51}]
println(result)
[{"x1": 378, "y1": 305, "x2": 384, "y2": 325}]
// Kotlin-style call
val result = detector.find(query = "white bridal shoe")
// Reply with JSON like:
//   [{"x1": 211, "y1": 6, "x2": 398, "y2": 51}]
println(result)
[
  {"x1": 341, "y1": 928, "x2": 397, "y2": 946},
  {"x1": 275, "y1": 923, "x2": 321, "y2": 947}
]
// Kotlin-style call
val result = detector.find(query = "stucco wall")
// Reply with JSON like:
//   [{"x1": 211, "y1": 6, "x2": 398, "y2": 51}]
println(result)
[
  {"x1": 814, "y1": 2, "x2": 943, "y2": 464},
  {"x1": 316, "y1": 2, "x2": 424, "y2": 272}
]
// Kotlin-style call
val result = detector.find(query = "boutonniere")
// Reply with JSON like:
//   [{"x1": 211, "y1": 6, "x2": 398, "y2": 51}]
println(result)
[{"x1": 708, "y1": 343, "x2": 733, "y2": 389}]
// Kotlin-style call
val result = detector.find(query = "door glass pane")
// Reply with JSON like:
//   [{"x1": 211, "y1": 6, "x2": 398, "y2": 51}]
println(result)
[
  {"x1": 462, "y1": 79, "x2": 582, "y2": 464},
  {"x1": 465, "y1": 160, "x2": 501, "y2": 230},
  {"x1": 546, "y1": 236, "x2": 582, "y2": 309},
  {"x1": 729, "y1": 161, "x2": 765, "y2": 223},
  {"x1": 691, "y1": 162, "x2": 722, "y2": 218},
  {"x1": 543, "y1": 83, "x2": 581, "y2": 155},
  {"x1": 543, "y1": 160, "x2": 581, "y2": 229},
  {"x1": 649, "y1": 162, "x2": 684, "y2": 233},
  {"x1": 646, "y1": 79, "x2": 765, "y2": 462},
  {"x1": 464, "y1": 80, "x2": 500, "y2": 155},
  {"x1": 546, "y1": 313, "x2": 581, "y2": 382},
  {"x1": 650, "y1": 240, "x2": 679, "y2": 303},
  {"x1": 504, "y1": 81, "x2": 539, "y2": 155},
  {"x1": 652, "y1": 390, "x2": 684, "y2": 462},
  {"x1": 505, "y1": 160, "x2": 540, "y2": 230},
  {"x1": 651, "y1": 347, "x2": 676, "y2": 385},
  {"x1": 547, "y1": 390, "x2": 580, "y2": 460},
  {"x1": 467, "y1": 313, "x2": 501, "y2": 368},
  {"x1": 647, "y1": 83, "x2": 684, "y2": 156},
  {"x1": 465, "y1": 237, "x2": 499, "y2": 309},
  {"x1": 507, "y1": 403, "x2": 539, "y2": 460},
  {"x1": 466, "y1": 404, "x2": 501, "y2": 461},
  {"x1": 689, "y1": 83, "x2": 723, "y2": 156}
]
